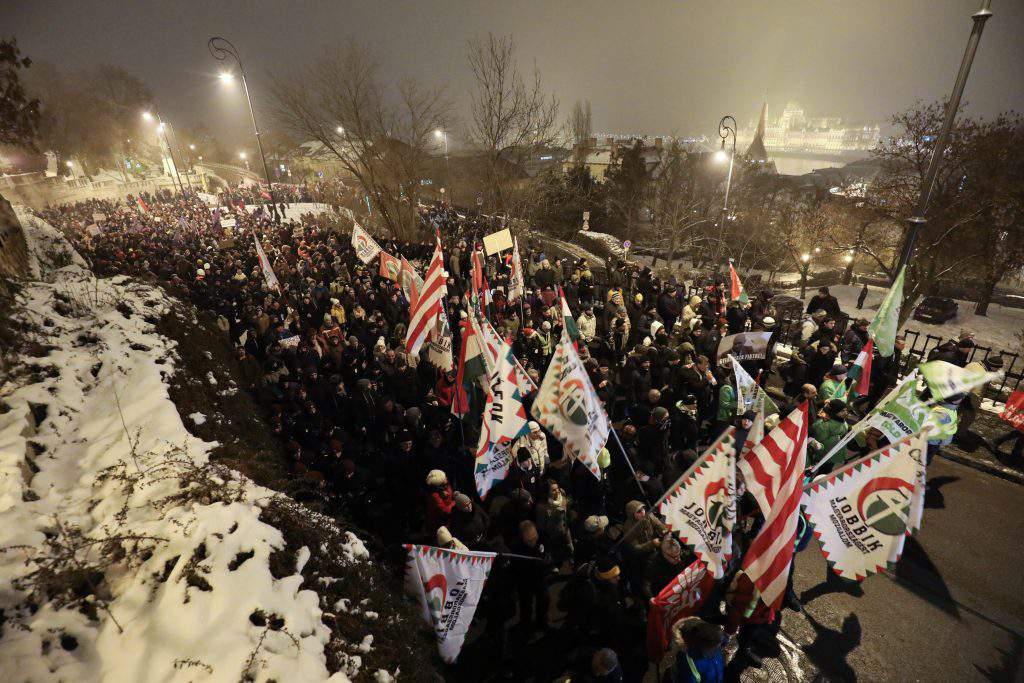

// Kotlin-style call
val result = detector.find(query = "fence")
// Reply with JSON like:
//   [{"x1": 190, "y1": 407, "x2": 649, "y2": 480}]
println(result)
[{"x1": 898, "y1": 329, "x2": 1023, "y2": 399}]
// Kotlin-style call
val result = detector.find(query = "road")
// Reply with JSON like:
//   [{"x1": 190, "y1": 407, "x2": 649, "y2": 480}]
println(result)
[{"x1": 763, "y1": 456, "x2": 1024, "y2": 682}]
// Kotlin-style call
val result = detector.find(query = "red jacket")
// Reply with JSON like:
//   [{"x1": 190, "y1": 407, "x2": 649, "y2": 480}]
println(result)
[{"x1": 425, "y1": 485, "x2": 455, "y2": 533}]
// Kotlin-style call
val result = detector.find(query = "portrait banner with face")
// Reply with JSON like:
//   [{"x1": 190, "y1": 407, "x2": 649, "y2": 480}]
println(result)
[
  {"x1": 717, "y1": 331, "x2": 772, "y2": 362},
  {"x1": 404, "y1": 545, "x2": 496, "y2": 663}
]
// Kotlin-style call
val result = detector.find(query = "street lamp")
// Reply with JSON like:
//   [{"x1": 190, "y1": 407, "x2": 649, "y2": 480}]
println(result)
[
  {"x1": 893, "y1": 0, "x2": 993, "y2": 284},
  {"x1": 210, "y1": 36, "x2": 279, "y2": 221},
  {"x1": 714, "y1": 115, "x2": 737, "y2": 267},
  {"x1": 336, "y1": 126, "x2": 344, "y2": 135},
  {"x1": 141, "y1": 110, "x2": 185, "y2": 194},
  {"x1": 239, "y1": 151, "x2": 250, "y2": 171},
  {"x1": 800, "y1": 252, "x2": 811, "y2": 299},
  {"x1": 435, "y1": 128, "x2": 449, "y2": 202}
]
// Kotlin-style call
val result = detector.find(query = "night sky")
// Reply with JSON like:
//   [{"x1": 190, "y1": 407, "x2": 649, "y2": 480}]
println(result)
[{"x1": 4, "y1": 0, "x2": 1023, "y2": 148}]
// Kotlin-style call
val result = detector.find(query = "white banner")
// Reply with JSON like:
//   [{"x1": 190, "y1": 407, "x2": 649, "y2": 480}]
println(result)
[
  {"x1": 802, "y1": 432, "x2": 927, "y2": 581},
  {"x1": 659, "y1": 428, "x2": 737, "y2": 579},
  {"x1": 253, "y1": 233, "x2": 280, "y2": 291},
  {"x1": 920, "y1": 360, "x2": 1001, "y2": 401},
  {"x1": 404, "y1": 544, "x2": 496, "y2": 663},
  {"x1": 352, "y1": 222, "x2": 383, "y2": 264},
  {"x1": 474, "y1": 340, "x2": 531, "y2": 498},
  {"x1": 483, "y1": 227, "x2": 513, "y2": 255}
]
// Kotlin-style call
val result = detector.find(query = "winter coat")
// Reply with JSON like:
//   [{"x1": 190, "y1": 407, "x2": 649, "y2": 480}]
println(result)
[
  {"x1": 424, "y1": 484, "x2": 455, "y2": 533},
  {"x1": 810, "y1": 417, "x2": 849, "y2": 469}
]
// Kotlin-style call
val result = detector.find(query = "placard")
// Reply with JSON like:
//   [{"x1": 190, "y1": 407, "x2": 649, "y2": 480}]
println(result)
[{"x1": 483, "y1": 228, "x2": 514, "y2": 256}]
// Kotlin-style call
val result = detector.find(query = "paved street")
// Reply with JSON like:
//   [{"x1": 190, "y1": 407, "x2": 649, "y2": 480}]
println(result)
[{"x1": 763, "y1": 456, "x2": 1024, "y2": 682}]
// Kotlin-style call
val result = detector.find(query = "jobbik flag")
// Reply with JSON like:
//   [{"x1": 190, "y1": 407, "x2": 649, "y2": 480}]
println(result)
[
  {"x1": 531, "y1": 326, "x2": 609, "y2": 479},
  {"x1": 920, "y1": 360, "x2": 1001, "y2": 401},
  {"x1": 802, "y1": 431, "x2": 927, "y2": 581},
  {"x1": 646, "y1": 559, "x2": 715, "y2": 663},
  {"x1": 474, "y1": 340, "x2": 532, "y2": 498},
  {"x1": 351, "y1": 222, "x2": 383, "y2": 264},
  {"x1": 379, "y1": 250, "x2": 401, "y2": 281},
  {"x1": 404, "y1": 544, "x2": 496, "y2": 663},
  {"x1": 867, "y1": 266, "x2": 904, "y2": 358},
  {"x1": 252, "y1": 232, "x2": 280, "y2": 292},
  {"x1": 427, "y1": 304, "x2": 454, "y2": 373},
  {"x1": 508, "y1": 237, "x2": 525, "y2": 301},
  {"x1": 731, "y1": 355, "x2": 778, "y2": 417},
  {"x1": 658, "y1": 428, "x2": 737, "y2": 579}
]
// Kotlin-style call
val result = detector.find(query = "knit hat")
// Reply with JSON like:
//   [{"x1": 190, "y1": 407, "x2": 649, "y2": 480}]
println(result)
[
  {"x1": 762, "y1": 316, "x2": 776, "y2": 326},
  {"x1": 426, "y1": 469, "x2": 447, "y2": 486},
  {"x1": 595, "y1": 557, "x2": 621, "y2": 581},
  {"x1": 436, "y1": 526, "x2": 454, "y2": 546},
  {"x1": 454, "y1": 492, "x2": 472, "y2": 510},
  {"x1": 825, "y1": 399, "x2": 847, "y2": 418},
  {"x1": 831, "y1": 364, "x2": 848, "y2": 377},
  {"x1": 584, "y1": 515, "x2": 610, "y2": 534},
  {"x1": 597, "y1": 447, "x2": 611, "y2": 469}
]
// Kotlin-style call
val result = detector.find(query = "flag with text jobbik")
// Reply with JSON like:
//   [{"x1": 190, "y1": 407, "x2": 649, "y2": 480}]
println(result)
[{"x1": 474, "y1": 340, "x2": 532, "y2": 498}]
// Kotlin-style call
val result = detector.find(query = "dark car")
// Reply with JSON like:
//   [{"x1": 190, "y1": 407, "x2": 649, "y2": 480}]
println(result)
[
  {"x1": 768, "y1": 294, "x2": 805, "y2": 322},
  {"x1": 914, "y1": 296, "x2": 958, "y2": 324}
]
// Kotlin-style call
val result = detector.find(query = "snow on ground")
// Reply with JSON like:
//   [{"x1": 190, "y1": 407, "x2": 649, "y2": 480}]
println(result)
[
  {"x1": 0, "y1": 218, "x2": 360, "y2": 681},
  {"x1": 783, "y1": 284, "x2": 1024, "y2": 353},
  {"x1": 579, "y1": 230, "x2": 624, "y2": 256}
]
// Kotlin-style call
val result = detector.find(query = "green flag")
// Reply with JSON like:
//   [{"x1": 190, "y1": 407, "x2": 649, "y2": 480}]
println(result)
[{"x1": 867, "y1": 267, "x2": 904, "y2": 357}]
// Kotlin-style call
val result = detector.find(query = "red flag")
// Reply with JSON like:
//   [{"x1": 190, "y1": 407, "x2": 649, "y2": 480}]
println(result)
[
  {"x1": 471, "y1": 249, "x2": 484, "y2": 295},
  {"x1": 379, "y1": 250, "x2": 401, "y2": 281},
  {"x1": 452, "y1": 321, "x2": 472, "y2": 417},
  {"x1": 737, "y1": 403, "x2": 809, "y2": 610},
  {"x1": 646, "y1": 560, "x2": 714, "y2": 662},
  {"x1": 406, "y1": 235, "x2": 447, "y2": 356},
  {"x1": 1000, "y1": 390, "x2": 1024, "y2": 431},
  {"x1": 260, "y1": 190, "x2": 273, "y2": 201},
  {"x1": 136, "y1": 197, "x2": 149, "y2": 214}
]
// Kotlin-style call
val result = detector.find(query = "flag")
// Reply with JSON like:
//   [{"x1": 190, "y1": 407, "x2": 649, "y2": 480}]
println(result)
[
  {"x1": 645, "y1": 559, "x2": 715, "y2": 663},
  {"x1": 531, "y1": 325, "x2": 610, "y2": 479},
  {"x1": 867, "y1": 267, "x2": 904, "y2": 357},
  {"x1": 136, "y1": 196, "x2": 149, "y2": 213},
  {"x1": 252, "y1": 232, "x2": 280, "y2": 292},
  {"x1": 732, "y1": 355, "x2": 778, "y2": 416},
  {"x1": 260, "y1": 189, "x2": 273, "y2": 201},
  {"x1": 428, "y1": 305, "x2": 454, "y2": 373},
  {"x1": 406, "y1": 235, "x2": 447, "y2": 356},
  {"x1": 474, "y1": 340, "x2": 532, "y2": 498},
  {"x1": 404, "y1": 544, "x2": 496, "y2": 663},
  {"x1": 352, "y1": 222, "x2": 383, "y2": 264},
  {"x1": 469, "y1": 294, "x2": 534, "y2": 394},
  {"x1": 919, "y1": 360, "x2": 1001, "y2": 401},
  {"x1": 453, "y1": 320, "x2": 485, "y2": 416},
  {"x1": 738, "y1": 403, "x2": 809, "y2": 609},
  {"x1": 508, "y1": 237, "x2": 525, "y2": 301},
  {"x1": 379, "y1": 250, "x2": 401, "y2": 281},
  {"x1": 802, "y1": 431, "x2": 927, "y2": 581},
  {"x1": 471, "y1": 249, "x2": 485, "y2": 295},
  {"x1": 658, "y1": 428, "x2": 738, "y2": 578},
  {"x1": 846, "y1": 339, "x2": 874, "y2": 399},
  {"x1": 729, "y1": 262, "x2": 749, "y2": 304},
  {"x1": 999, "y1": 390, "x2": 1024, "y2": 431},
  {"x1": 399, "y1": 255, "x2": 423, "y2": 304},
  {"x1": 558, "y1": 287, "x2": 580, "y2": 344}
]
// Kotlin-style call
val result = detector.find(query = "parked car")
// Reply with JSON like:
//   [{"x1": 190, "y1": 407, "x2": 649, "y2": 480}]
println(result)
[
  {"x1": 913, "y1": 296, "x2": 958, "y2": 324},
  {"x1": 768, "y1": 294, "x2": 805, "y2": 322}
]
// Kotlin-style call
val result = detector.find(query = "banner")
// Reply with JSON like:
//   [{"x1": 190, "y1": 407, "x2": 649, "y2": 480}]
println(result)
[
  {"x1": 474, "y1": 340, "x2": 532, "y2": 498},
  {"x1": 802, "y1": 432, "x2": 927, "y2": 581},
  {"x1": 253, "y1": 233, "x2": 280, "y2": 292},
  {"x1": 428, "y1": 305, "x2": 454, "y2": 373},
  {"x1": 508, "y1": 237, "x2": 525, "y2": 302},
  {"x1": 531, "y1": 326, "x2": 609, "y2": 479},
  {"x1": 352, "y1": 222, "x2": 382, "y2": 264},
  {"x1": 732, "y1": 355, "x2": 778, "y2": 416},
  {"x1": 920, "y1": 360, "x2": 1001, "y2": 401},
  {"x1": 658, "y1": 429, "x2": 737, "y2": 578},
  {"x1": 645, "y1": 559, "x2": 715, "y2": 663},
  {"x1": 717, "y1": 331, "x2": 772, "y2": 362},
  {"x1": 404, "y1": 545, "x2": 496, "y2": 663},
  {"x1": 729, "y1": 262, "x2": 749, "y2": 304},
  {"x1": 1000, "y1": 390, "x2": 1024, "y2": 431},
  {"x1": 379, "y1": 250, "x2": 401, "y2": 281}
]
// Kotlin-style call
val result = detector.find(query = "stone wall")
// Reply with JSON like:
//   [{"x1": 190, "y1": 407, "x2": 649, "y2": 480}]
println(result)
[{"x1": 0, "y1": 196, "x2": 29, "y2": 291}]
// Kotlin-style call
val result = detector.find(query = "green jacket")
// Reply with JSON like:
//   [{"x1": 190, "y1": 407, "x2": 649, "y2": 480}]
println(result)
[
  {"x1": 811, "y1": 417, "x2": 850, "y2": 468},
  {"x1": 718, "y1": 384, "x2": 737, "y2": 422},
  {"x1": 819, "y1": 378, "x2": 846, "y2": 402}
]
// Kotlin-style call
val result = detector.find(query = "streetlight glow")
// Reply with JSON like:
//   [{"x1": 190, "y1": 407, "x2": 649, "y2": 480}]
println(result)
[
  {"x1": 219, "y1": 71, "x2": 234, "y2": 83},
  {"x1": 189, "y1": 144, "x2": 196, "y2": 151},
  {"x1": 714, "y1": 149, "x2": 729, "y2": 163},
  {"x1": 141, "y1": 111, "x2": 154, "y2": 121},
  {"x1": 336, "y1": 126, "x2": 344, "y2": 134},
  {"x1": 239, "y1": 152, "x2": 247, "y2": 159},
  {"x1": 801, "y1": 253, "x2": 810, "y2": 263},
  {"x1": 435, "y1": 129, "x2": 444, "y2": 139},
  {"x1": 844, "y1": 253, "x2": 854, "y2": 264}
]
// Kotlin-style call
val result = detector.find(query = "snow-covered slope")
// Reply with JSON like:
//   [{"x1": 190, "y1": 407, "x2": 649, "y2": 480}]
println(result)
[{"x1": 0, "y1": 222, "x2": 382, "y2": 681}]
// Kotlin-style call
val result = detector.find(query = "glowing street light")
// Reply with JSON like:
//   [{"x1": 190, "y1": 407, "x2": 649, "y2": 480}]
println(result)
[
  {"x1": 189, "y1": 144, "x2": 196, "y2": 151},
  {"x1": 141, "y1": 111, "x2": 154, "y2": 122},
  {"x1": 336, "y1": 126, "x2": 344, "y2": 134},
  {"x1": 141, "y1": 110, "x2": 185, "y2": 194},
  {"x1": 219, "y1": 71, "x2": 234, "y2": 84},
  {"x1": 713, "y1": 148, "x2": 729, "y2": 164},
  {"x1": 799, "y1": 252, "x2": 812, "y2": 299}
]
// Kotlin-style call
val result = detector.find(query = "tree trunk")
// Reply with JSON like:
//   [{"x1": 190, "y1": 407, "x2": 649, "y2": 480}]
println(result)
[{"x1": 974, "y1": 273, "x2": 999, "y2": 316}]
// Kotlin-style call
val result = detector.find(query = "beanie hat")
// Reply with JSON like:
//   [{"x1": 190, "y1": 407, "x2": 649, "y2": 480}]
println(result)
[
  {"x1": 454, "y1": 492, "x2": 472, "y2": 509},
  {"x1": 596, "y1": 557, "x2": 621, "y2": 581},
  {"x1": 436, "y1": 526, "x2": 454, "y2": 546},
  {"x1": 584, "y1": 515, "x2": 610, "y2": 534},
  {"x1": 426, "y1": 469, "x2": 447, "y2": 486}
]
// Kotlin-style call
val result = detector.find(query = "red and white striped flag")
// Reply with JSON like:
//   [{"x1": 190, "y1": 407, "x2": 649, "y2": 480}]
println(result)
[
  {"x1": 737, "y1": 402, "x2": 809, "y2": 610},
  {"x1": 471, "y1": 249, "x2": 485, "y2": 295},
  {"x1": 406, "y1": 234, "x2": 447, "y2": 356},
  {"x1": 136, "y1": 197, "x2": 149, "y2": 214}
]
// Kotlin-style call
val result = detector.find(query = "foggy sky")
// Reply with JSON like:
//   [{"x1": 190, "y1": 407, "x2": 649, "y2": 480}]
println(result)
[{"x1": 4, "y1": 0, "x2": 1023, "y2": 150}]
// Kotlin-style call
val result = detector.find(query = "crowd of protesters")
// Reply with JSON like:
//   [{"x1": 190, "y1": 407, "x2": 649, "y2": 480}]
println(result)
[{"x1": 36, "y1": 187, "x2": 992, "y2": 682}]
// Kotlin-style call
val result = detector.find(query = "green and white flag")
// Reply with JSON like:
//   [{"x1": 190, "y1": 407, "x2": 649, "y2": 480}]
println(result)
[
  {"x1": 867, "y1": 267, "x2": 904, "y2": 357},
  {"x1": 658, "y1": 428, "x2": 737, "y2": 579},
  {"x1": 731, "y1": 355, "x2": 779, "y2": 417},
  {"x1": 802, "y1": 431, "x2": 927, "y2": 581},
  {"x1": 474, "y1": 340, "x2": 532, "y2": 499},
  {"x1": 531, "y1": 326, "x2": 609, "y2": 479},
  {"x1": 919, "y1": 360, "x2": 1002, "y2": 401}
]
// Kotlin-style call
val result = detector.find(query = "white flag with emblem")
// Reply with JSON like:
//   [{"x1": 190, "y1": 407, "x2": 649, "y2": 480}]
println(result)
[
  {"x1": 351, "y1": 221, "x2": 383, "y2": 264},
  {"x1": 658, "y1": 428, "x2": 737, "y2": 579},
  {"x1": 801, "y1": 431, "x2": 928, "y2": 581},
  {"x1": 404, "y1": 544, "x2": 496, "y2": 663}
]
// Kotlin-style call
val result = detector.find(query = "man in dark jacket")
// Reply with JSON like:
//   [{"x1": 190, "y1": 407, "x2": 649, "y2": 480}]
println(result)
[{"x1": 806, "y1": 287, "x2": 841, "y2": 318}]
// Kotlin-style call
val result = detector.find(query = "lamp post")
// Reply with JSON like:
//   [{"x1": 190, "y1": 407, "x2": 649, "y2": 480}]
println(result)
[
  {"x1": 800, "y1": 252, "x2": 811, "y2": 300},
  {"x1": 843, "y1": 251, "x2": 854, "y2": 285},
  {"x1": 142, "y1": 111, "x2": 184, "y2": 195},
  {"x1": 893, "y1": 0, "x2": 993, "y2": 283},
  {"x1": 239, "y1": 152, "x2": 250, "y2": 171},
  {"x1": 714, "y1": 115, "x2": 737, "y2": 267},
  {"x1": 164, "y1": 120, "x2": 193, "y2": 193},
  {"x1": 210, "y1": 36, "x2": 279, "y2": 222},
  {"x1": 435, "y1": 128, "x2": 449, "y2": 203}
]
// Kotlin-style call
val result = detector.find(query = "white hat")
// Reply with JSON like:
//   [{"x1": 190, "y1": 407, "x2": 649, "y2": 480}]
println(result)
[
  {"x1": 436, "y1": 526, "x2": 454, "y2": 546},
  {"x1": 426, "y1": 469, "x2": 447, "y2": 486},
  {"x1": 762, "y1": 316, "x2": 776, "y2": 326},
  {"x1": 584, "y1": 515, "x2": 610, "y2": 533}
]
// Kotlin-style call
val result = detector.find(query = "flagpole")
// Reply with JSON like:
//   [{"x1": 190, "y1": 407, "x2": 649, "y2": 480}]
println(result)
[
  {"x1": 803, "y1": 429, "x2": 930, "y2": 492},
  {"x1": 608, "y1": 427, "x2": 651, "y2": 505}
]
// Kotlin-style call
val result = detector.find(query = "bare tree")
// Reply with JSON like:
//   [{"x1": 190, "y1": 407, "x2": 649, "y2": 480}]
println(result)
[
  {"x1": 568, "y1": 99, "x2": 592, "y2": 165},
  {"x1": 269, "y1": 46, "x2": 450, "y2": 240},
  {"x1": 466, "y1": 33, "x2": 559, "y2": 215}
]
